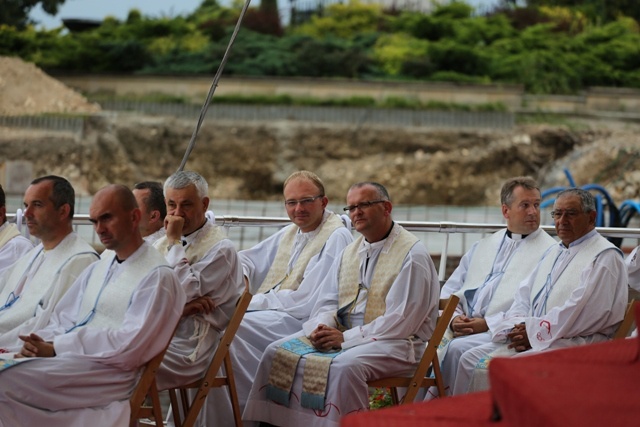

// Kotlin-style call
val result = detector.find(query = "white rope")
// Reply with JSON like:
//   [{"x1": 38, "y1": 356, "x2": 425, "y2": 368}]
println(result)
[{"x1": 177, "y1": 0, "x2": 253, "y2": 172}]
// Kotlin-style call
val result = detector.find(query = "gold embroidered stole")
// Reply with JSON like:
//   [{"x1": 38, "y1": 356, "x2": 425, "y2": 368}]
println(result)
[
  {"x1": 265, "y1": 224, "x2": 419, "y2": 410},
  {"x1": 154, "y1": 221, "x2": 226, "y2": 265},
  {"x1": 257, "y1": 213, "x2": 344, "y2": 294},
  {"x1": 338, "y1": 225, "x2": 418, "y2": 324},
  {"x1": 0, "y1": 223, "x2": 21, "y2": 248}
]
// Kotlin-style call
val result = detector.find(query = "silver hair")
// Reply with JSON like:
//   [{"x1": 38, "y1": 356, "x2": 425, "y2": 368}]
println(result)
[
  {"x1": 164, "y1": 171, "x2": 208, "y2": 199},
  {"x1": 555, "y1": 188, "x2": 596, "y2": 212}
]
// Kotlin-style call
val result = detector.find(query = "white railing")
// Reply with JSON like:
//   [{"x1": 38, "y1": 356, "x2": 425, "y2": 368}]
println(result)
[{"x1": 13, "y1": 212, "x2": 636, "y2": 282}]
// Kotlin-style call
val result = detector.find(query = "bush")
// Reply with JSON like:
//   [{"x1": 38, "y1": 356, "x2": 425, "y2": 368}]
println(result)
[
  {"x1": 287, "y1": 35, "x2": 372, "y2": 78},
  {"x1": 373, "y1": 33, "x2": 429, "y2": 75},
  {"x1": 294, "y1": 0, "x2": 387, "y2": 39},
  {"x1": 427, "y1": 40, "x2": 491, "y2": 76}
]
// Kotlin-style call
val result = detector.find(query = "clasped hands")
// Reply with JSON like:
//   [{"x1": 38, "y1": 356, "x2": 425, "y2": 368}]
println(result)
[
  {"x1": 309, "y1": 324, "x2": 344, "y2": 352},
  {"x1": 451, "y1": 315, "x2": 488, "y2": 337},
  {"x1": 507, "y1": 323, "x2": 531, "y2": 352}
]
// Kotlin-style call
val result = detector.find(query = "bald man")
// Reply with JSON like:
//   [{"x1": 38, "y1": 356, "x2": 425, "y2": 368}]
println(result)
[{"x1": 0, "y1": 185, "x2": 185, "y2": 425}]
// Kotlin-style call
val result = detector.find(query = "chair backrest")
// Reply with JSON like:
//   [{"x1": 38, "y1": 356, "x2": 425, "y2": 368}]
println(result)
[
  {"x1": 402, "y1": 294, "x2": 459, "y2": 402},
  {"x1": 172, "y1": 290, "x2": 253, "y2": 427},
  {"x1": 201, "y1": 290, "x2": 253, "y2": 385},
  {"x1": 614, "y1": 300, "x2": 638, "y2": 339}
]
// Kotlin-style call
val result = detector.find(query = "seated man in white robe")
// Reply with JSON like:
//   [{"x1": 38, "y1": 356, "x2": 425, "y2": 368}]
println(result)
[
  {"x1": 437, "y1": 177, "x2": 556, "y2": 397},
  {"x1": 133, "y1": 181, "x2": 167, "y2": 244},
  {"x1": 0, "y1": 176, "x2": 98, "y2": 348},
  {"x1": 205, "y1": 170, "x2": 353, "y2": 425},
  {"x1": 153, "y1": 171, "x2": 244, "y2": 391},
  {"x1": 0, "y1": 183, "x2": 33, "y2": 274},
  {"x1": 0, "y1": 184, "x2": 185, "y2": 426},
  {"x1": 452, "y1": 188, "x2": 628, "y2": 395},
  {"x1": 243, "y1": 182, "x2": 440, "y2": 427},
  {"x1": 625, "y1": 245, "x2": 640, "y2": 293}
]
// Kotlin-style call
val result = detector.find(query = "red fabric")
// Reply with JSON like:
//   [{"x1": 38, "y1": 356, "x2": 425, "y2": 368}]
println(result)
[
  {"x1": 490, "y1": 338, "x2": 640, "y2": 427},
  {"x1": 341, "y1": 392, "x2": 500, "y2": 427},
  {"x1": 342, "y1": 304, "x2": 640, "y2": 427},
  {"x1": 508, "y1": 337, "x2": 638, "y2": 364}
]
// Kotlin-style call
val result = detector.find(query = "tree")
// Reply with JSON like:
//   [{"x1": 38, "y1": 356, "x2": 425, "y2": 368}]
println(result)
[
  {"x1": 525, "y1": 0, "x2": 640, "y2": 23},
  {"x1": 0, "y1": 0, "x2": 67, "y2": 29}
]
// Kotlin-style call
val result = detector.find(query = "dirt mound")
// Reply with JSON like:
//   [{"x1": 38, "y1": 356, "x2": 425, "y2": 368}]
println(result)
[{"x1": 0, "y1": 56, "x2": 100, "y2": 116}]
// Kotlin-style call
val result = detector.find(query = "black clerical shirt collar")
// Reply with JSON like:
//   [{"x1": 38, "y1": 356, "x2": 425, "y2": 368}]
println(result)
[{"x1": 506, "y1": 229, "x2": 529, "y2": 240}]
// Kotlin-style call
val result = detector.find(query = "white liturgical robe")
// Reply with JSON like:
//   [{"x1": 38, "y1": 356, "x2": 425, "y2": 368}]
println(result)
[
  {"x1": 204, "y1": 211, "x2": 352, "y2": 427},
  {"x1": 0, "y1": 242, "x2": 185, "y2": 426},
  {"x1": 0, "y1": 232, "x2": 98, "y2": 348},
  {"x1": 244, "y1": 224, "x2": 440, "y2": 427},
  {"x1": 0, "y1": 222, "x2": 33, "y2": 275},
  {"x1": 154, "y1": 219, "x2": 244, "y2": 391},
  {"x1": 452, "y1": 230, "x2": 627, "y2": 395}
]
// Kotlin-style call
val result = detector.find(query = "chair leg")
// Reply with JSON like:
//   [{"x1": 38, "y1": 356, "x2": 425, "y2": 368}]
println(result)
[
  {"x1": 390, "y1": 387, "x2": 399, "y2": 405},
  {"x1": 168, "y1": 389, "x2": 183, "y2": 427},
  {"x1": 182, "y1": 386, "x2": 211, "y2": 427},
  {"x1": 224, "y1": 353, "x2": 243, "y2": 427},
  {"x1": 149, "y1": 381, "x2": 163, "y2": 427},
  {"x1": 432, "y1": 353, "x2": 446, "y2": 398}
]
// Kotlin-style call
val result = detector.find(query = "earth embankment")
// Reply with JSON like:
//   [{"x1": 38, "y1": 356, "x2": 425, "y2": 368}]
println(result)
[
  {"x1": 2, "y1": 113, "x2": 639, "y2": 208},
  {"x1": 1, "y1": 55, "x2": 640, "y2": 205}
]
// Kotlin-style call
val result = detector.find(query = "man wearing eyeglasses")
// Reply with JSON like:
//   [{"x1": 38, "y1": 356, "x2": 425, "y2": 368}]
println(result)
[
  {"x1": 451, "y1": 187, "x2": 627, "y2": 395},
  {"x1": 203, "y1": 170, "x2": 352, "y2": 426},
  {"x1": 244, "y1": 182, "x2": 440, "y2": 427},
  {"x1": 436, "y1": 177, "x2": 556, "y2": 398}
]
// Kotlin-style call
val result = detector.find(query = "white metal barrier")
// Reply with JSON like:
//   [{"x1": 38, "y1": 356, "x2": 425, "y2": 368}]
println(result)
[{"x1": 9, "y1": 212, "x2": 635, "y2": 283}]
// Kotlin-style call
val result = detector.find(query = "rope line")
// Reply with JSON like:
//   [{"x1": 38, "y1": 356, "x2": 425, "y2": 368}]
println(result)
[{"x1": 177, "y1": 0, "x2": 253, "y2": 172}]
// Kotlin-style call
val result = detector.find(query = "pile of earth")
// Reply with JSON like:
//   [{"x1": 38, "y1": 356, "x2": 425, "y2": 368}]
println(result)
[{"x1": 0, "y1": 56, "x2": 100, "y2": 116}]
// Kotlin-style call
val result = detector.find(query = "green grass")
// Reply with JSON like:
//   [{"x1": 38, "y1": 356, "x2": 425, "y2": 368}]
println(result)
[
  {"x1": 515, "y1": 113, "x2": 589, "y2": 130},
  {"x1": 86, "y1": 91, "x2": 508, "y2": 112},
  {"x1": 87, "y1": 90, "x2": 191, "y2": 104}
]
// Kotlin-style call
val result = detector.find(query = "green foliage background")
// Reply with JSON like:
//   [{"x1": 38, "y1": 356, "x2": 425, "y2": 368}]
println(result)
[{"x1": 2, "y1": 0, "x2": 640, "y2": 94}]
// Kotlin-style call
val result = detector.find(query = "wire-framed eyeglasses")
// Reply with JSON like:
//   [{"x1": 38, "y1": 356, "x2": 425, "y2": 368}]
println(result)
[
  {"x1": 284, "y1": 195, "x2": 323, "y2": 208},
  {"x1": 550, "y1": 209, "x2": 582, "y2": 219},
  {"x1": 343, "y1": 200, "x2": 386, "y2": 213}
]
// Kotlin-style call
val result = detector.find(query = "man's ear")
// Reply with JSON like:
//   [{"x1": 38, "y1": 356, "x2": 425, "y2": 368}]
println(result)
[
  {"x1": 131, "y1": 208, "x2": 142, "y2": 229},
  {"x1": 501, "y1": 204, "x2": 509, "y2": 220},
  {"x1": 149, "y1": 209, "x2": 160, "y2": 223},
  {"x1": 58, "y1": 203, "x2": 71, "y2": 221}
]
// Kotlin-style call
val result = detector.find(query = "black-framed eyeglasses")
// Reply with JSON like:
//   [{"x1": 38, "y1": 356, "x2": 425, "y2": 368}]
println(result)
[
  {"x1": 343, "y1": 200, "x2": 386, "y2": 213},
  {"x1": 284, "y1": 195, "x2": 323, "y2": 208},
  {"x1": 550, "y1": 209, "x2": 581, "y2": 219}
]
